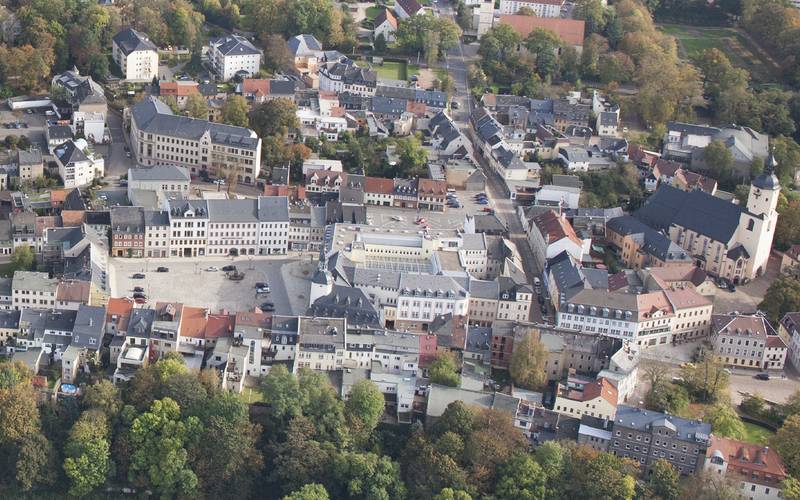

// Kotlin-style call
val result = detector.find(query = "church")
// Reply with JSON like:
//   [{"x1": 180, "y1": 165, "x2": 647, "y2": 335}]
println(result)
[{"x1": 631, "y1": 154, "x2": 780, "y2": 283}]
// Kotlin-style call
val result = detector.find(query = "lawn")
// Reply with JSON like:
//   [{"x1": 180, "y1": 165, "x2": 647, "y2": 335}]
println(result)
[
  {"x1": 657, "y1": 24, "x2": 780, "y2": 84},
  {"x1": 741, "y1": 421, "x2": 774, "y2": 445},
  {"x1": 374, "y1": 60, "x2": 414, "y2": 81},
  {"x1": 365, "y1": 5, "x2": 383, "y2": 20},
  {"x1": 237, "y1": 387, "x2": 265, "y2": 405}
]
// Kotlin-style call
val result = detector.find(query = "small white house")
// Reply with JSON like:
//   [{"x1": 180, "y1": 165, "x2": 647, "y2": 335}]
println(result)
[
  {"x1": 54, "y1": 139, "x2": 105, "y2": 188},
  {"x1": 374, "y1": 8, "x2": 398, "y2": 43},
  {"x1": 558, "y1": 147, "x2": 590, "y2": 172}
]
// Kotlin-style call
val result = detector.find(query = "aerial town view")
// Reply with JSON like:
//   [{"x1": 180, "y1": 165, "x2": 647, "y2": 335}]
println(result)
[{"x1": 2, "y1": 0, "x2": 800, "y2": 498}]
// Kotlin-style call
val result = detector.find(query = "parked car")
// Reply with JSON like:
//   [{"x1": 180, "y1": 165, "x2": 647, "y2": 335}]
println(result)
[
  {"x1": 477, "y1": 199, "x2": 489, "y2": 205},
  {"x1": 133, "y1": 292, "x2": 146, "y2": 300},
  {"x1": 134, "y1": 297, "x2": 147, "y2": 304},
  {"x1": 132, "y1": 273, "x2": 145, "y2": 279},
  {"x1": 727, "y1": 282, "x2": 736, "y2": 292},
  {"x1": 755, "y1": 372, "x2": 771, "y2": 380},
  {"x1": 205, "y1": 266, "x2": 219, "y2": 272},
  {"x1": 391, "y1": 215, "x2": 404, "y2": 221},
  {"x1": 221, "y1": 265, "x2": 236, "y2": 272},
  {"x1": 133, "y1": 286, "x2": 144, "y2": 293},
  {"x1": 259, "y1": 302, "x2": 275, "y2": 312},
  {"x1": 156, "y1": 267, "x2": 169, "y2": 272}
]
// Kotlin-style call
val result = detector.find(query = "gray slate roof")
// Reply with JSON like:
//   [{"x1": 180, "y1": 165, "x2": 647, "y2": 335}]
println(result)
[
  {"x1": 212, "y1": 34, "x2": 260, "y2": 56},
  {"x1": 72, "y1": 305, "x2": 105, "y2": 348},
  {"x1": 615, "y1": 405, "x2": 711, "y2": 441},
  {"x1": 55, "y1": 140, "x2": 89, "y2": 165},
  {"x1": 129, "y1": 165, "x2": 190, "y2": 182},
  {"x1": 113, "y1": 28, "x2": 157, "y2": 55}
]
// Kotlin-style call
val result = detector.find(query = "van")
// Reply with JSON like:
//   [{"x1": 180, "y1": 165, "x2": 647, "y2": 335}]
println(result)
[{"x1": 446, "y1": 188, "x2": 456, "y2": 193}]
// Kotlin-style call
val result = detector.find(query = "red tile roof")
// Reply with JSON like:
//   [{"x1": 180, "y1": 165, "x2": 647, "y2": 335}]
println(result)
[
  {"x1": 375, "y1": 8, "x2": 398, "y2": 29},
  {"x1": 499, "y1": 15, "x2": 585, "y2": 47},
  {"x1": 532, "y1": 209, "x2": 581, "y2": 246},
  {"x1": 766, "y1": 335, "x2": 787, "y2": 348},
  {"x1": 365, "y1": 176, "x2": 395, "y2": 195},
  {"x1": 707, "y1": 435, "x2": 788, "y2": 486},
  {"x1": 242, "y1": 78, "x2": 269, "y2": 97},
  {"x1": 106, "y1": 297, "x2": 134, "y2": 331},
  {"x1": 205, "y1": 313, "x2": 234, "y2": 339},
  {"x1": 579, "y1": 377, "x2": 618, "y2": 405},
  {"x1": 56, "y1": 280, "x2": 90, "y2": 303},
  {"x1": 418, "y1": 178, "x2": 446, "y2": 195},
  {"x1": 178, "y1": 306, "x2": 208, "y2": 339},
  {"x1": 160, "y1": 81, "x2": 199, "y2": 97}
]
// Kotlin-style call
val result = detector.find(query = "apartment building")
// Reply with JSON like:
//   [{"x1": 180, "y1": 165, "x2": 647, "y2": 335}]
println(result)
[
  {"x1": 166, "y1": 200, "x2": 209, "y2": 258},
  {"x1": 611, "y1": 405, "x2": 711, "y2": 475},
  {"x1": 779, "y1": 312, "x2": 800, "y2": 371},
  {"x1": 288, "y1": 205, "x2": 326, "y2": 252},
  {"x1": 12, "y1": 271, "x2": 58, "y2": 310},
  {"x1": 256, "y1": 196, "x2": 290, "y2": 255},
  {"x1": 293, "y1": 316, "x2": 347, "y2": 372},
  {"x1": 112, "y1": 28, "x2": 158, "y2": 81},
  {"x1": 54, "y1": 140, "x2": 105, "y2": 189},
  {"x1": 499, "y1": 0, "x2": 564, "y2": 16},
  {"x1": 711, "y1": 313, "x2": 787, "y2": 371},
  {"x1": 127, "y1": 165, "x2": 190, "y2": 199},
  {"x1": 607, "y1": 215, "x2": 692, "y2": 270},
  {"x1": 129, "y1": 97, "x2": 262, "y2": 185},
  {"x1": 208, "y1": 34, "x2": 262, "y2": 81},
  {"x1": 395, "y1": 274, "x2": 469, "y2": 332}
]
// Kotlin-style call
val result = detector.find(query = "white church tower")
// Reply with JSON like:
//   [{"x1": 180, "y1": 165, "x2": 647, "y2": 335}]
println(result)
[{"x1": 738, "y1": 152, "x2": 780, "y2": 278}]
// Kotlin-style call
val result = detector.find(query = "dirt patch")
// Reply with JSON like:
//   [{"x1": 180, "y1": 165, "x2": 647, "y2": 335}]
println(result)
[{"x1": 416, "y1": 68, "x2": 437, "y2": 89}]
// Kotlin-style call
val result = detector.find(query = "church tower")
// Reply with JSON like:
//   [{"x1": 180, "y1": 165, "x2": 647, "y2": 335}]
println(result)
[{"x1": 739, "y1": 152, "x2": 780, "y2": 278}]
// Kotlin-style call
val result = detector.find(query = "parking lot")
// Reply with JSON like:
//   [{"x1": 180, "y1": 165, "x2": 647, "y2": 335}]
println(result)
[
  {"x1": 365, "y1": 189, "x2": 494, "y2": 231},
  {"x1": 0, "y1": 106, "x2": 49, "y2": 152},
  {"x1": 109, "y1": 256, "x2": 315, "y2": 315},
  {"x1": 711, "y1": 255, "x2": 779, "y2": 314}
]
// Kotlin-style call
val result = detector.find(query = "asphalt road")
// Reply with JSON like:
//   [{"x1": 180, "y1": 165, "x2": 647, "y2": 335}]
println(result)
[{"x1": 436, "y1": 3, "x2": 546, "y2": 323}]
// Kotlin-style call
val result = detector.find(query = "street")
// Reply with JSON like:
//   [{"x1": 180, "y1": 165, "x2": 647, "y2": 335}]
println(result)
[{"x1": 437, "y1": 2, "x2": 546, "y2": 323}]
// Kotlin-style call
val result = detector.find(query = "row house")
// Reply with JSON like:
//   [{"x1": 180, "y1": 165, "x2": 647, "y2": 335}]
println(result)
[
  {"x1": 319, "y1": 58, "x2": 377, "y2": 97},
  {"x1": 110, "y1": 206, "x2": 145, "y2": 257}
]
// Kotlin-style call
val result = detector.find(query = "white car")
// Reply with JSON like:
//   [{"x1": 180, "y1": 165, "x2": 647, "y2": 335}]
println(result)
[
  {"x1": 213, "y1": 179, "x2": 226, "y2": 185},
  {"x1": 391, "y1": 215, "x2": 404, "y2": 221},
  {"x1": 205, "y1": 266, "x2": 219, "y2": 272}
]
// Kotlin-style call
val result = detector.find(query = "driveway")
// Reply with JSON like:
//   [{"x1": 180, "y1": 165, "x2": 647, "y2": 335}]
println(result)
[
  {"x1": 102, "y1": 109, "x2": 135, "y2": 178},
  {"x1": 712, "y1": 254, "x2": 779, "y2": 314}
]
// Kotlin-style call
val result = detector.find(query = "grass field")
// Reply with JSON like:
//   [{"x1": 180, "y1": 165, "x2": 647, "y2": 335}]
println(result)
[
  {"x1": 741, "y1": 421, "x2": 774, "y2": 445},
  {"x1": 365, "y1": 5, "x2": 382, "y2": 20},
  {"x1": 658, "y1": 24, "x2": 780, "y2": 84},
  {"x1": 374, "y1": 61, "x2": 419, "y2": 81}
]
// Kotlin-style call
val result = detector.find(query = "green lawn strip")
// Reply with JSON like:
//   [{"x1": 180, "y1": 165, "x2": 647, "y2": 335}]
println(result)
[
  {"x1": 741, "y1": 421, "x2": 774, "y2": 445},
  {"x1": 365, "y1": 5, "x2": 383, "y2": 20}
]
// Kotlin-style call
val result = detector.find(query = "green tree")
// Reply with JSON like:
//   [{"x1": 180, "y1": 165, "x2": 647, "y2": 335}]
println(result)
[
  {"x1": 284, "y1": 483, "x2": 330, "y2": 500},
  {"x1": 524, "y1": 28, "x2": 561, "y2": 80},
  {"x1": 703, "y1": 140, "x2": 734, "y2": 183},
  {"x1": 645, "y1": 381, "x2": 690, "y2": 415},
  {"x1": 395, "y1": 134, "x2": 428, "y2": 177},
  {"x1": 221, "y1": 95, "x2": 250, "y2": 127},
  {"x1": 773, "y1": 414, "x2": 800, "y2": 477},
  {"x1": 162, "y1": 95, "x2": 180, "y2": 114},
  {"x1": 434, "y1": 489, "x2": 472, "y2": 500},
  {"x1": 649, "y1": 459, "x2": 680, "y2": 500},
  {"x1": 83, "y1": 379, "x2": 123, "y2": 421},
  {"x1": 565, "y1": 446, "x2": 637, "y2": 500},
  {"x1": 759, "y1": 276, "x2": 800, "y2": 323},
  {"x1": 249, "y1": 98, "x2": 299, "y2": 138},
  {"x1": 430, "y1": 352, "x2": 460, "y2": 387},
  {"x1": 63, "y1": 410, "x2": 113, "y2": 496},
  {"x1": 11, "y1": 245, "x2": 35, "y2": 272},
  {"x1": 432, "y1": 401, "x2": 475, "y2": 440},
  {"x1": 401, "y1": 428, "x2": 469, "y2": 498},
  {"x1": 776, "y1": 200, "x2": 800, "y2": 252},
  {"x1": 185, "y1": 92, "x2": 209, "y2": 119},
  {"x1": 495, "y1": 453, "x2": 546, "y2": 500},
  {"x1": 330, "y1": 451, "x2": 407, "y2": 500},
  {"x1": 374, "y1": 33, "x2": 387, "y2": 54},
  {"x1": 345, "y1": 380, "x2": 385, "y2": 446},
  {"x1": 258, "y1": 364, "x2": 304, "y2": 439},
  {"x1": 262, "y1": 33, "x2": 293, "y2": 73},
  {"x1": 298, "y1": 369, "x2": 347, "y2": 445},
  {"x1": 782, "y1": 477, "x2": 800, "y2": 500},
  {"x1": 128, "y1": 398, "x2": 202, "y2": 498},
  {"x1": 509, "y1": 332, "x2": 548, "y2": 390},
  {"x1": 270, "y1": 416, "x2": 337, "y2": 496},
  {"x1": 463, "y1": 409, "x2": 529, "y2": 494},
  {"x1": 705, "y1": 403, "x2": 746, "y2": 440}
]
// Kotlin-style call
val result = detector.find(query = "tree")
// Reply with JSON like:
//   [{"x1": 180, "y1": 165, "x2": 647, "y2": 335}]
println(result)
[
  {"x1": 782, "y1": 477, "x2": 800, "y2": 500},
  {"x1": 434, "y1": 489, "x2": 472, "y2": 500},
  {"x1": 185, "y1": 92, "x2": 209, "y2": 119},
  {"x1": 759, "y1": 276, "x2": 800, "y2": 323},
  {"x1": 83, "y1": 379, "x2": 123, "y2": 420},
  {"x1": 15, "y1": 432, "x2": 57, "y2": 492},
  {"x1": 11, "y1": 245, "x2": 35, "y2": 272},
  {"x1": 706, "y1": 403, "x2": 746, "y2": 440},
  {"x1": 249, "y1": 98, "x2": 299, "y2": 138},
  {"x1": 682, "y1": 469, "x2": 747, "y2": 500},
  {"x1": 401, "y1": 427, "x2": 469, "y2": 498},
  {"x1": 432, "y1": 401, "x2": 475, "y2": 440},
  {"x1": 63, "y1": 410, "x2": 113, "y2": 496},
  {"x1": 374, "y1": 33, "x2": 387, "y2": 54},
  {"x1": 221, "y1": 95, "x2": 250, "y2": 128},
  {"x1": 263, "y1": 33, "x2": 293, "y2": 73},
  {"x1": 330, "y1": 451, "x2": 407, "y2": 500},
  {"x1": 284, "y1": 483, "x2": 330, "y2": 500},
  {"x1": 495, "y1": 453, "x2": 546, "y2": 500},
  {"x1": 565, "y1": 446, "x2": 637, "y2": 500},
  {"x1": 395, "y1": 134, "x2": 428, "y2": 177},
  {"x1": 646, "y1": 381, "x2": 690, "y2": 414},
  {"x1": 298, "y1": 369, "x2": 347, "y2": 445},
  {"x1": 509, "y1": 332, "x2": 547, "y2": 390},
  {"x1": 773, "y1": 414, "x2": 800, "y2": 477},
  {"x1": 258, "y1": 364, "x2": 304, "y2": 440},
  {"x1": 649, "y1": 459, "x2": 680, "y2": 500},
  {"x1": 463, "y1": 409, "x2": 529, "y2": 494},
  {"x1": 524, "y1": 28, "x2": 561, "y2": 80},
  {"x1": 775, "y1": 200, "x2": 800, "y2": 252},
  {"x1": 128, "y1": 398, "x2": 202, "y2": 498},
  {"x1": 345, "y1": 380, "x2": 385, "y2": 446},
  {"x1": 430, "y1": 352, "x2": 460, "y2": 387},
  {"x1": 0, "y1": 361, "x2": 39, "y2": 444},
  {"x1": 681, "y1": 352, "x2": 729, "y2": 403},
  {"x1": 270, "y1": 416, "x2": 337, "y2": 496},
  {"x1": 703, "y1": 140, "x2": 734, "y2": 184},
  {"x1": 162, "y1": 95, "x2": 180, "y2": 114}
]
